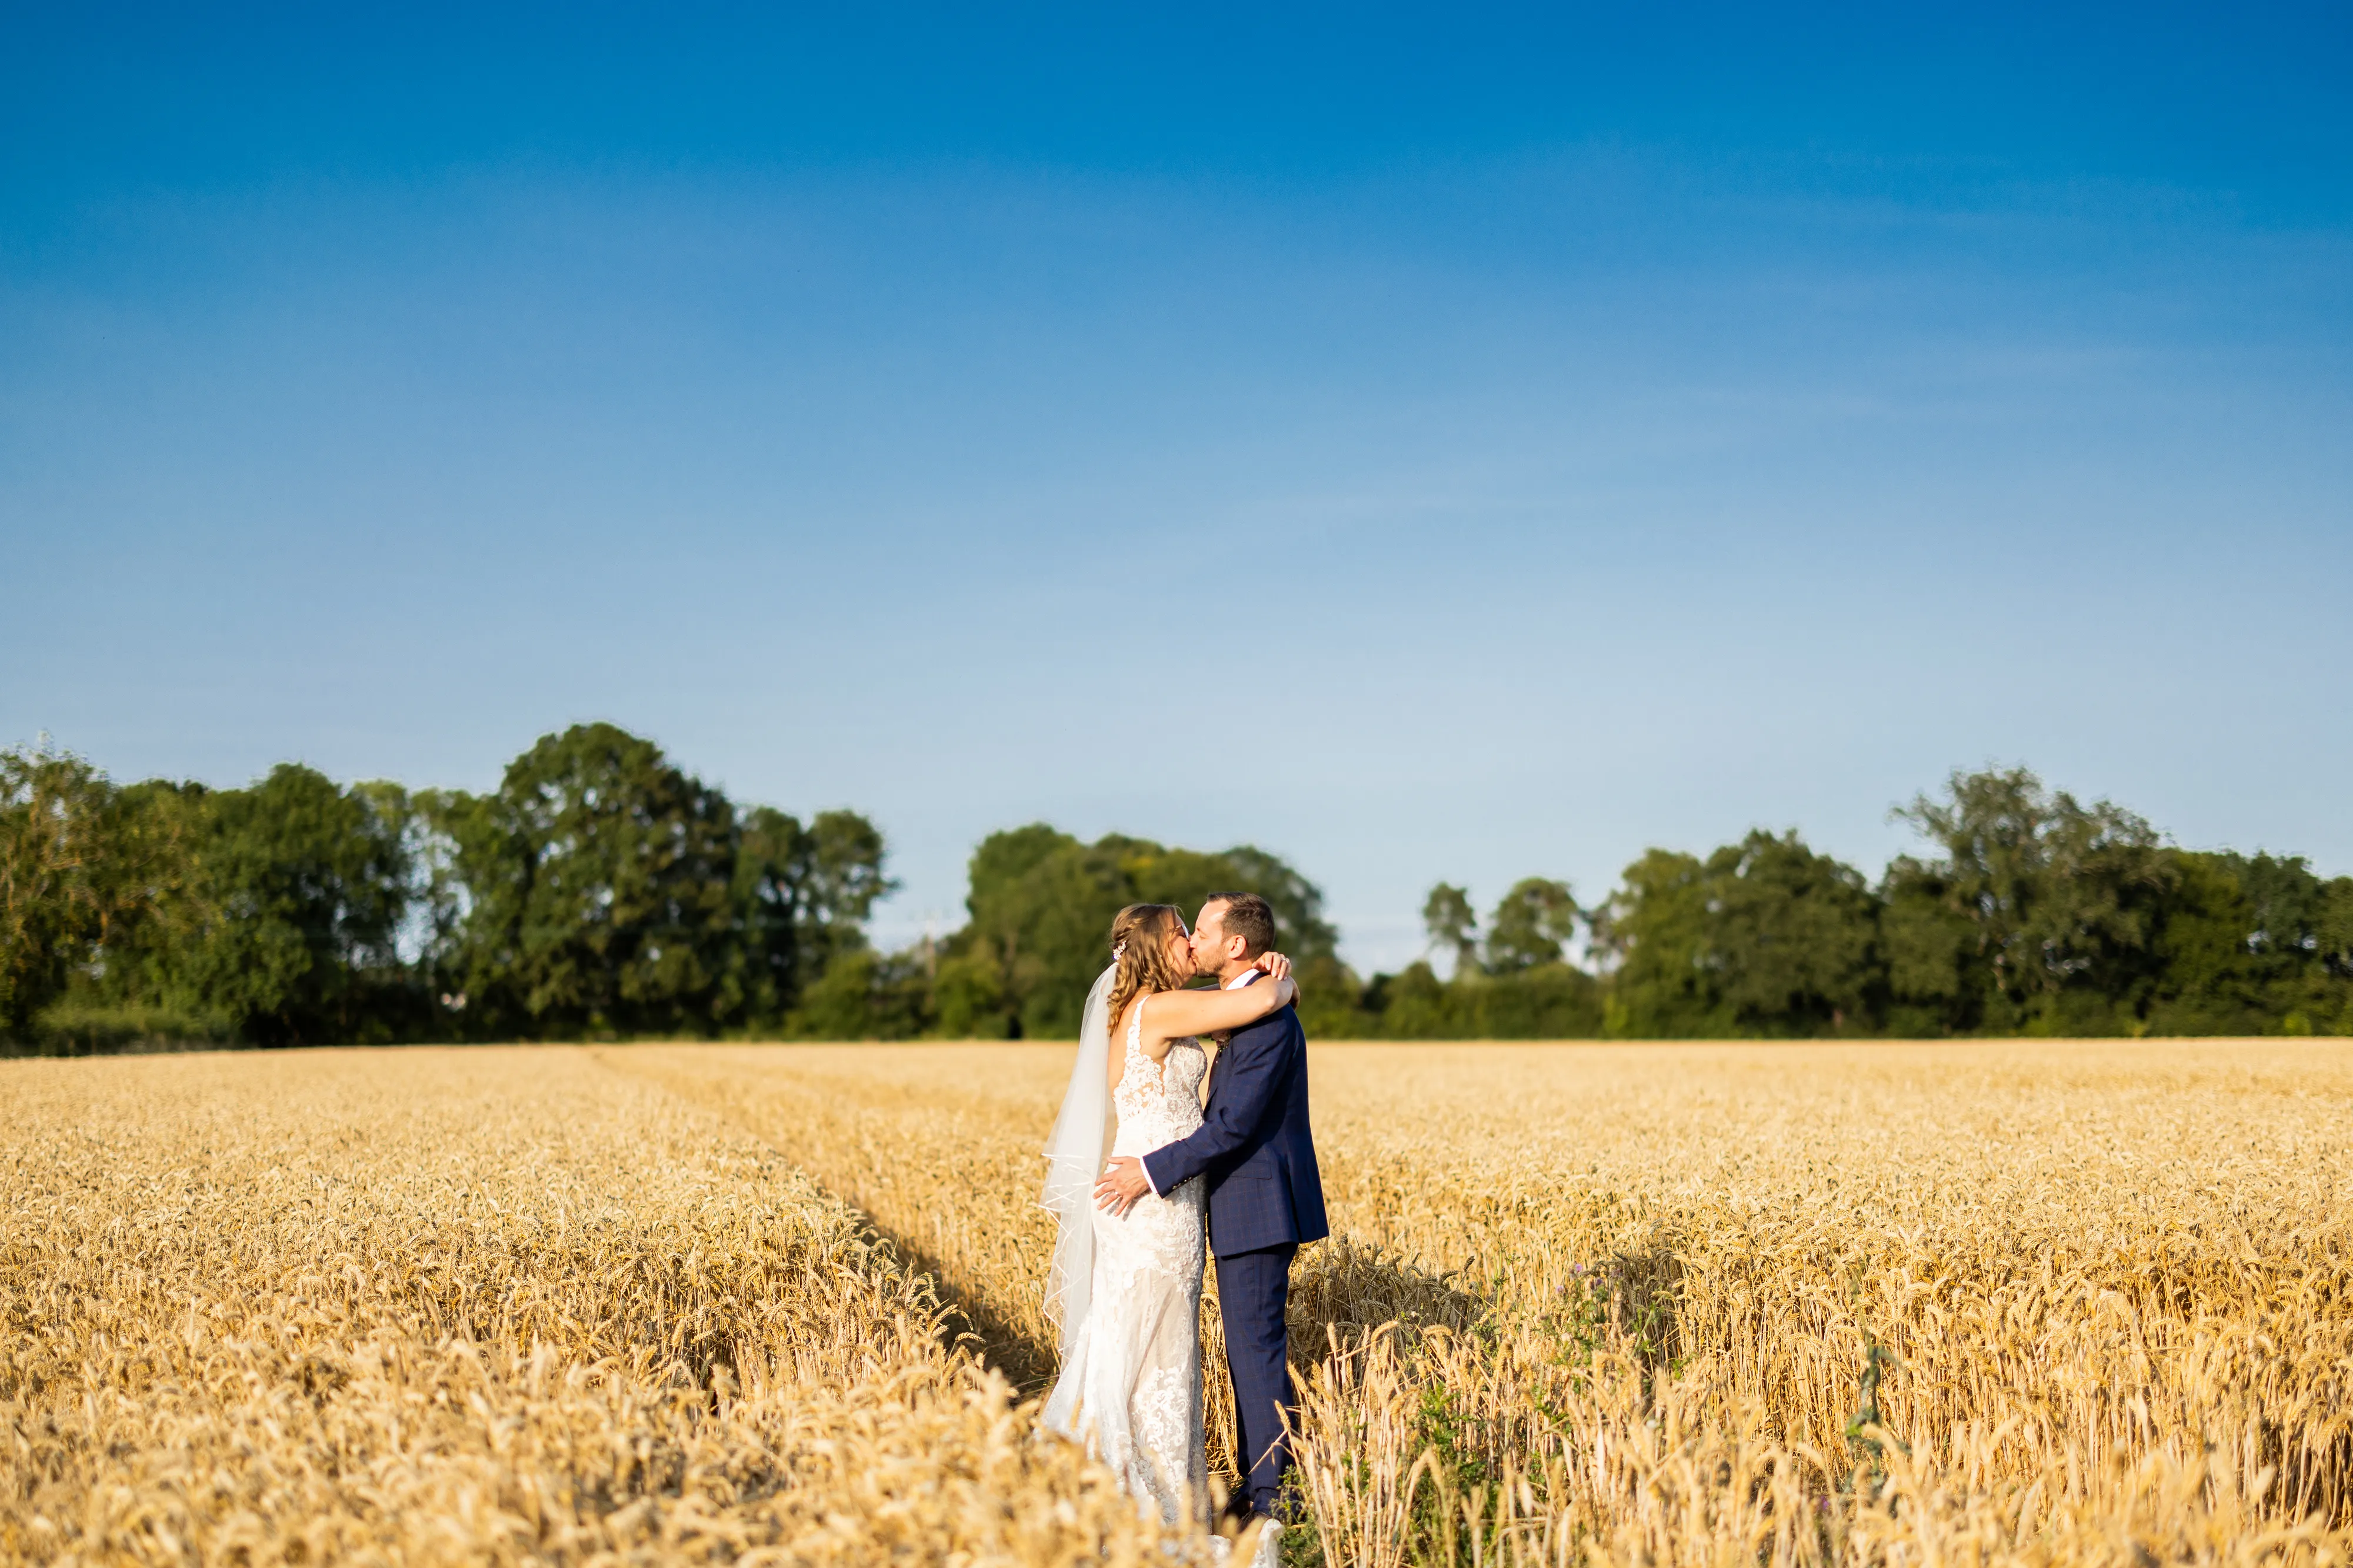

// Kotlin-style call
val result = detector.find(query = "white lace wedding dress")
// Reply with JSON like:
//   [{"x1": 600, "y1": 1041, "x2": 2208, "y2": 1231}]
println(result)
[{"x1": 1041, "y1": 1006, "x2": 1214, "y2": 1526}]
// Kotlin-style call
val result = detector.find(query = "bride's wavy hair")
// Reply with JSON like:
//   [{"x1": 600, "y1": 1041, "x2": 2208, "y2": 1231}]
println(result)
[{"x1": 1106, "y1": 903, "x2": 1190, "y2": 1038}]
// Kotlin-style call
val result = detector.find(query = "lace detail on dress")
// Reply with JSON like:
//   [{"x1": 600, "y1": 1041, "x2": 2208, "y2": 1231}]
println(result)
[
  {"x1": 1112, "y1": 1003, "x2": 1208, "y2": 1157},
  {"x1": 1042, "y1": 996, "x2": 1214, "y2": 1532}
]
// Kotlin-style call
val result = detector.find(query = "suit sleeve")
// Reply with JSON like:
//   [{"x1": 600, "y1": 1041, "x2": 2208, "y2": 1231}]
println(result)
[{"x1": 1141, "y1": 1013, "x2": 1292, "y2": 1195}]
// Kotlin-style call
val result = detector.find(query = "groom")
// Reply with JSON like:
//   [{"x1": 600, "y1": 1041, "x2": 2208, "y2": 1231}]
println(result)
[{"x1": 1095, "y1": 891, "x2": 1327, "y2": 1525}]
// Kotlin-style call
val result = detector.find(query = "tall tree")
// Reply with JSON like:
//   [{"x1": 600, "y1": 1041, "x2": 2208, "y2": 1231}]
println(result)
[
  {"x1": 798, "y1": 808, "x2": 897, "y2": 982},
  {"x1": 2144, "y1": 852, "x2": 2353, "y2": 1035},
  {"x1": 177, "y1": 765, "x2": 416, "y2": 1046},
  {"x1": 1422, "y1": 883, "x2": 1479, "y2": 979},
  {"x1": 733, "y1": 804, "x2": 897, "y2": 1030},
  {"x1": 431, "y1": 724, "x2": 742, "y2": 1036},
  {"x1": 1701, "y1": 832, "x2": 1880, "y2": 1035},
  {"x1": 1590, "y1": 850, "x2": 1712, "y2": 1035},
  {"x1": 957, "y1": 825, "x2": 1118, "y2": 1038},
  {"x1": 1594, "y1": 834, "x2": 1880, "y2": 1036},
  {"x1": 1878, "y1": 865, "x2": 1978, "y2": 1035},
  {"x1": 51, "y1": 779, "x2": 219, "y2": 1046},
  {"x1": 1889, "y1": 767, "x2": 2173, "y2": 1033},
  {"x1": 19, "y1": 763, "x2": 414, "y2": 1049},
  {"x1": 7, "y1": 731, "x2": 895, "y2": 1049},
  {"x1": 726, "y1": 804, "x2": 806, "y2": 1022},
  {"x1": 1485, "y1": 878, "x2": 1578, "y2": 972},
  {"x1": 1, "y1": 744, "x2": 116, "y2": 1038}
]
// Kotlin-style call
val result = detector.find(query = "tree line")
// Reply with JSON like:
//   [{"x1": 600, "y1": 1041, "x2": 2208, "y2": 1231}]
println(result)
[
  {"x1": 4, "y1": 726, "x2": 2347, "y2": 1052},
  {"x1": 1, "y1": 724, "x2": 890, "y2": 1051},
  {"x1": 1372, "y1": 769, "x2": 2353, "y2": 1040}
]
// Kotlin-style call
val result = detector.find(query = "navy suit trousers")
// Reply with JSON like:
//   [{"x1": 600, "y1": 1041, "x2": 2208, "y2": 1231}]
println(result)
[{"x1": 1215, "y1": 1240, "x2": 1299, "y2": 1517}]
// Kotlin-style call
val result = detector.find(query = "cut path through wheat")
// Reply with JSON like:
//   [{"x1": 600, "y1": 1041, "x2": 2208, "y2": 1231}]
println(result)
[{"x1": 5, "y1": 1039, "x2": 2349, "y2": 1567}]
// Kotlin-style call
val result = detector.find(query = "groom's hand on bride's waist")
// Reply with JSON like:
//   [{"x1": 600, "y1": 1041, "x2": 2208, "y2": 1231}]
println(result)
[{"x1": 1095, "y1": 1156, "x2": 1154, "y2": 1216}]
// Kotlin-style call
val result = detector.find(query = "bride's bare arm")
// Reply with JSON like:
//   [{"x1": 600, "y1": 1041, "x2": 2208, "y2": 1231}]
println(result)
[{"x1": 1139, "y1": 962, "x2": 1295, "y2": 1049}]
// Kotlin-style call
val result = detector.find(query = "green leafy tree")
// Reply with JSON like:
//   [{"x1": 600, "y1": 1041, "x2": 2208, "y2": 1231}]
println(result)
[
  {"x1": 1485, "y1": 878, "x2": 1578, "y2": 972},
  {"x1": 2322, "y1": 876, "x2": 2353, "y2": 979},
  {"x1": 9, "y1": 730, "x2": 894, "y2": 1050},
  {"x1": 1595, "y1": 833, "x2": 1880, "y2": 1036},
  {"x1": 1, "y1": 743, "x2": 118, "y2": 1039},
  {"x1": 44, "y1": 778, "x2": 221, "y2": 1048},
  {"x1": 1889, "y1": 767, "x2": 2174, "y2": 1034},
  {"x1": 1702, "y1": 832, "x2": 1880, "y2": 1035},
  {"x1": 724, "y1": 804, "x2": 806, "y2": 1022},
  {"x1": 721, "y1": 805, "x2": 899, "y2": 1028},
  {"x1": 20, "y1": 760, "x2": 416, "y2": 1050},
  {"x1": 431, "y1": 724, "x2": 744, "y2": 1037},
  {"x1": 1463, "y1": 963, "x2": 1605, "y2": 1037},
  {"x1": 1421, "y1": 883, "x2": 1479, "y2": 979},
  {"x1": 929, "y1": 948, "x2": 1008, "y2": 1038},
  {"x1": 791, "y1": 946, "x2": 933, "y2": 1040},
  {"x1": 1878, "y1": 868, "x2": 1977, "y2": 1035},
  {"x1": 1349, "y1": 950, "x2": 1601, "y2": 1039},
  {"x1": 798, "y1": 809, "x2": 896, "y2": 980},
  {"x1": 2144, "y1": 852, "x2": 2353, "y2": 1035},
  {"x1": 1591, "y1": 849, "x2": 1714, "y2": 1036},
  {"x1": 1361, "y1": 960, "x2": 1459, "y2": 1038},
  {"x1": 958, "y1": 825, "x2": 1121, "y2": 1038},
  {"x1": 178, "y1": 765, "x2": 416, "y2": 1046},
  {"x1": 412, "y1": 733, "x2": 899, "y2": 1041}
]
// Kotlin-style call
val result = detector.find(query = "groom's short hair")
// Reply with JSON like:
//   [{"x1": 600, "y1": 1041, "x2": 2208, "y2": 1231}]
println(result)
[{"x1": 1205, "y1": 892, "x2": 1278, "y2": 958}]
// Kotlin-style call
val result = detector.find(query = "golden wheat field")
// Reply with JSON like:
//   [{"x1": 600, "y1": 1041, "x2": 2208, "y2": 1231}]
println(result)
[{"x1": 5, "y1": 1040, "x2": 2351, "y2": 1568}]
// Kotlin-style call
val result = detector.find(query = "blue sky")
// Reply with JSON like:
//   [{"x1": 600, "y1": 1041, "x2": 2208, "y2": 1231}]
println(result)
[{"x1": 5, "y1": 4, "x2": 2348, "y2": 969}]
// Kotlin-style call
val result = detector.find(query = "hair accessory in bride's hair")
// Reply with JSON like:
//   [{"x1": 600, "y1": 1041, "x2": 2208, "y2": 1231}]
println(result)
[{"x1": 1111, "y1": 940, "x2": 1127, "y2": 962}]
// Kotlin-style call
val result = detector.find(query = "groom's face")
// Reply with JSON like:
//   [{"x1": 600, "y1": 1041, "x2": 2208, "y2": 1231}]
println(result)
[{"x1": 1192, "y1": 900, "x2": 1236, "y2": 976}]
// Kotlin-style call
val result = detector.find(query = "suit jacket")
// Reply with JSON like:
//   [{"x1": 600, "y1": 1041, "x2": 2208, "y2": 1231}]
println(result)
[{"x1": 1141, "y1": 992, "x2": 1327, "y2": 1256}]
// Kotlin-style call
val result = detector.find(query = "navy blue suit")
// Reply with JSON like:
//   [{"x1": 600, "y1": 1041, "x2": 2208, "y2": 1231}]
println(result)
[{"x1": 1141, "y1": 983, "x2": 1325, "y2": 1516}]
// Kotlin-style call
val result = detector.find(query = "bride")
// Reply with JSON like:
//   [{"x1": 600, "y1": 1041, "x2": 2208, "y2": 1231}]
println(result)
[{"x1": 1039, "y1": 902, "x2": 1298, "y2": 1541}]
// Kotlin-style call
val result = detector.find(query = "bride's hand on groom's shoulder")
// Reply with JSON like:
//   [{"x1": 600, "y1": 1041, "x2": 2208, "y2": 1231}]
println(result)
[{"x1": 1254, "y1": 951, "x2": 1301, "y2": 1007}]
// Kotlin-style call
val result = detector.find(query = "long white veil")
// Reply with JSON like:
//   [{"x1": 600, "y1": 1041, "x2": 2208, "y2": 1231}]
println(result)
[{"x1": 1039, "y1": 962, "x2": 1118, "y2": 1364}]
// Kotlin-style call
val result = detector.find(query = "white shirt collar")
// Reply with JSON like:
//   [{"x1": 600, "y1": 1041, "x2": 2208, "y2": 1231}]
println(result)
[{"x1": 1224, "y1": 969, "x2": 1257, "y2": 990}]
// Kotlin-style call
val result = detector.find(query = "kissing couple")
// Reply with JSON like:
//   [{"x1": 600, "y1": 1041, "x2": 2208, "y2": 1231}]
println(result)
[{"x1": 1039, "y1": 892, "x2": 1327, "y2": 1560}]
